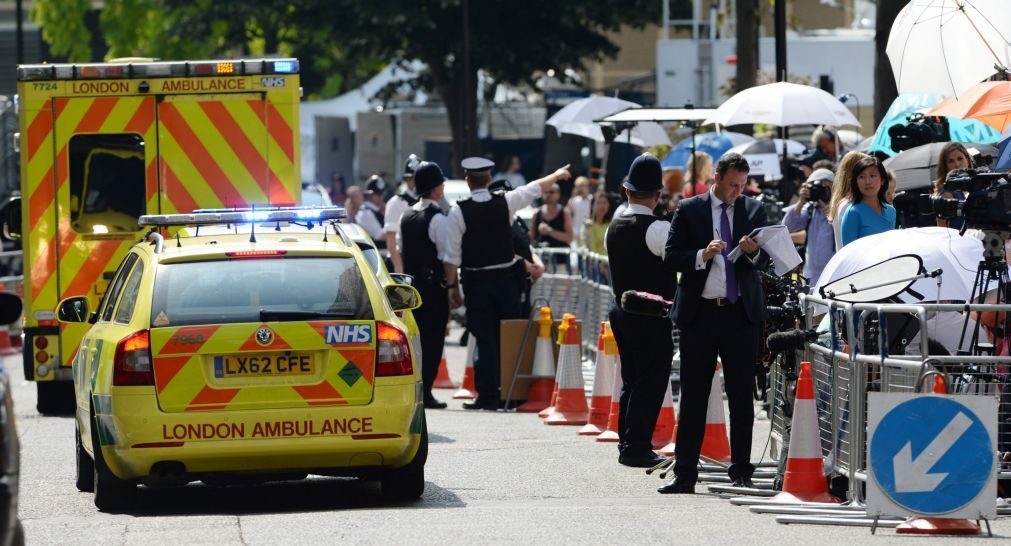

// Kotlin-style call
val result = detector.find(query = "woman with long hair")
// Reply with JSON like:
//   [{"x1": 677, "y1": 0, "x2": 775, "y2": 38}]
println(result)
[
  {"x1": 828, "y1": 151, "x2": 870, "y2": 248},
  {"x1": 681, "y1": 151, "x2": 714, "y2": 198},
  {"x1": 840, "y1": 157, "x2": 895, "y2": 246},
  {"x1": 932, "y1": 142, "x2": 972, "y2": 229},
  {"x1": 582, "y1": 191, "x2": 616, "y2": 256}
]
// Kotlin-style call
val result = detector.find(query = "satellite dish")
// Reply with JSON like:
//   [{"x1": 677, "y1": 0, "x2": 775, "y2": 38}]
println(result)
[{"x1": 820, "y1": 255, "x2": 925, "y2": 303}]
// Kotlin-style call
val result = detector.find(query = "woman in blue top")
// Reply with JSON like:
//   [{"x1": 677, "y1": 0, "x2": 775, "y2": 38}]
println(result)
[{"x1": 840, "y1": 156, "x2": 895, "y2": 246}]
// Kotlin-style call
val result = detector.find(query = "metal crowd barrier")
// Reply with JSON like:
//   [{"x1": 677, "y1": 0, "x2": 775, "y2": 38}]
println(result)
[{"x1": 772, "y1": 294, "x2": 1011, "y2": 508}]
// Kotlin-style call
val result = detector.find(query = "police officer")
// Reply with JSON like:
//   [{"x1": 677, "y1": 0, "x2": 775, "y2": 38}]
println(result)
[
  {"x1": 400, "y1": 161, "x2": 450, "y2": 409},
  {"x1": 385, "y1": 154, "x2": 422, "y2": 273},
  {"x1": 444, "y1": 158, "x2": 572, "y2": 410},
  {"x1": 355, "y1": 175, "x2": 387, "y2": 249},
  {"x1": 605, "y1": 153, "x2": 674, "y2": 467}
]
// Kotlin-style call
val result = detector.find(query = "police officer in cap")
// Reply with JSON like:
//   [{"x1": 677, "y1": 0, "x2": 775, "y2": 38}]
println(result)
[
  {"x1": 444, "y1": 157, "x2": 572, "y2": 410},
  {"x1": 356, "y1": 175, "x2": 388, "y2": 251},
  {"x1": 605, "y1": 153, "x2": 675, "y2": 467},
  {"x1": 385, "y1": 154, "x2": 422, "y2": 273},
  {"x1": 400, "y1": 161, "x2": 451, "y2": 409}
]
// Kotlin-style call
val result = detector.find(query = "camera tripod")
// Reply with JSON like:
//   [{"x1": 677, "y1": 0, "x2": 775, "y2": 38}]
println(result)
[{"x1": 957, "y1": 229, "x2": 1010, "y2": 356}]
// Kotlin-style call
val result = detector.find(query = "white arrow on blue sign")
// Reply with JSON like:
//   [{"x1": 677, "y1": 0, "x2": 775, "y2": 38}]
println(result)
[{"x1": 867, "y1": 394, "x2": 996, "y2": 519}]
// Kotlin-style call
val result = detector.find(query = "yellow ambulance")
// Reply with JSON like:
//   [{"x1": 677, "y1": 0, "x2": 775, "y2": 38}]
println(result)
[{"x1": 0, "y1": 58, "x2": 301, "y2": 413}]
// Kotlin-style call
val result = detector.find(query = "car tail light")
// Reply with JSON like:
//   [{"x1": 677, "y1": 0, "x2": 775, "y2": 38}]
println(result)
[
  {"x1": 375, "y1": 322, "x2": 413, "y2": 377},
  {"x1": 114, "y1": 330, "x2": 153, "y2": 386},
  {"x1": 34, "y1": 336, "x2": 48, "y2": 350}
]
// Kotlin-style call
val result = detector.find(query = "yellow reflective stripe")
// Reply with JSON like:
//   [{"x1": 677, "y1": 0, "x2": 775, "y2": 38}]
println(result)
[{"x1": 157, "y1": 122, "x2": 225, "y2": 210}]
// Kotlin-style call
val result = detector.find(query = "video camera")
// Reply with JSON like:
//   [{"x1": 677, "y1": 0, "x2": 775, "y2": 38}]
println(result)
[
  {"x1": 918, "y1": 168, "x2": 1011, "y2": 232},
  {"x1": 887, "y1": 113, "x2": 949, "y2": 153}
]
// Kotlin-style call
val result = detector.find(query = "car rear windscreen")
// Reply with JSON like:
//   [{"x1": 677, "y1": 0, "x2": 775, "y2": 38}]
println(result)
[{"x1": 151, "y1": 257, "x2": 373, "y2": 327}]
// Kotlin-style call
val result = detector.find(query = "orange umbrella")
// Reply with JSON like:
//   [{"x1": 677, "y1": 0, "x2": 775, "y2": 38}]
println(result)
[{"x1": 927, "y1": 81, "x2": 1011, "y2": 131}]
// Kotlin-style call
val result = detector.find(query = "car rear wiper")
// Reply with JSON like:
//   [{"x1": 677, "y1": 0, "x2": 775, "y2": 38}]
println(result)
[{"x1": 259, "y1": 309, "x2": 357, "y2": 321}]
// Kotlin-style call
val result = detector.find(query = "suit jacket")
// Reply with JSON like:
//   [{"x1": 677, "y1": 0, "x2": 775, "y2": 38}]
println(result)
[{"x1": 663, "y1": 191, "x2": 770, "y2": 325}]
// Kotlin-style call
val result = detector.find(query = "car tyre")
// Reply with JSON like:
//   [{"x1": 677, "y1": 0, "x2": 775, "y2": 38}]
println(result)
[
  {"x1": 36, "y1": 382, "x2": 74, "y2": 415},
  {"x1": 91, "y1": 411, "x2": 136, "y2": 513},
  {"x1": 380, "y1": 415, "x2": 427, "y2": 501},
  {"x1": 75, "y1": 420, "x2": 94, "y2": 492}
]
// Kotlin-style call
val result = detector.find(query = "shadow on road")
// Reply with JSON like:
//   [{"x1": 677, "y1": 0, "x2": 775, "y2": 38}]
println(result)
[
  {"x1": 428, "y1": 433, "x2": 455, "y2": 444},
  {"x1": 124, "y1": 478, "x2": 465, "y2": 517}
]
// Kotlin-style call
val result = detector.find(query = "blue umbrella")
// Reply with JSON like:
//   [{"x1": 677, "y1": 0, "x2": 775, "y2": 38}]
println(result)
[
  {"x1": 995, "y1": 136, "x2": 1011, "y2": 170},
  {"x1": 867, "y1": 93, "x2": 1003, "y2": 157},
  {"x1": 661, "y1": 131, "x2": 754, "y2": 170}
]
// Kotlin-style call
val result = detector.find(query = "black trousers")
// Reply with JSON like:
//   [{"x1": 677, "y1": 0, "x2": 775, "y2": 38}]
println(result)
[
  {"x1": 463, "y1": 268, "x2": 522, "y2": 403},
  {"x1": 608, "y1": 306, "x2": 674, "y2": 455},
  {"x1": 674, "y1": 300, "x2": 759, "y2": 481},
  {"x1": 412, "y1": 278, "x2": 449, "y2": 397}
]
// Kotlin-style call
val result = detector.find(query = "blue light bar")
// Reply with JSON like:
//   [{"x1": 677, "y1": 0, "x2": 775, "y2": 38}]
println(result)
[
  {"x1": 139, "y1": 206, "x2": 344, "y2": 227},
  {"x1": 271, "y1": 60, "x2": 298, "y2": 74}
]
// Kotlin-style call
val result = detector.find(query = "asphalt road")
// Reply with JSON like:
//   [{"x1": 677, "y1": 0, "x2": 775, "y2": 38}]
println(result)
[{"x1": 7, "y1": 332, "x2": 1010, "y2": 544}]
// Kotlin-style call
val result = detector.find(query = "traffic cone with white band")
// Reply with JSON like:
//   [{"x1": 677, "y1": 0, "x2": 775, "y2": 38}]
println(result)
[
  {"x1": 596, "y1": 347, "x2": 623, "y2": 443},
  {"x1": 433, "y1": 356, "x2": 457, "y2": 389},
  {"x1": 579, "y1": 323, "x2": 616, "y2": 435},
  {"x1": 772, "y1": 361, "x2": 840, "y2": 503},
  {"x1": 700, "y1": 362, "x2": 732, "y2": 463},
  {"x1": 652, "y1": 380, "x2": 678, "y2": 450},
  {"x1": 518, "y1": 307, "x2": 557, "y2": 413},
  {"x1": 545, "y1": 315, "x2": 589, "y2": 425},
  {"x1": 452, "y1": 335, "x2": 477, "y2": 399},
  {"x1": 895, "y1": 374, "x2": 980, "y2": 535}
]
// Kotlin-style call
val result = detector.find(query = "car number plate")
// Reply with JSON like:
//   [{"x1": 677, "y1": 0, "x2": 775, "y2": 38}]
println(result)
[{"x1": 213, "y1": 352, "x2": 315, "y2": 379}]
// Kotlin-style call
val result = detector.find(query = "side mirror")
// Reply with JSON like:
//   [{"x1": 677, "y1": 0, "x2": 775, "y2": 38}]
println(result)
[
  {"x1": 0, "y1": 196, "x2": 21, "y2": 240},
  {"x1": 57, "y1": 296, "x2": 91, "y2": 324},
  {"x1": 389, "y1": 273, "x2": 414, "y2": 286},
  {"x1": 385, "y1": 284, "x2": 422, "y2": 312},
  {"x1": 0, "y1": 293, "x2": 22, "y2": 326}
]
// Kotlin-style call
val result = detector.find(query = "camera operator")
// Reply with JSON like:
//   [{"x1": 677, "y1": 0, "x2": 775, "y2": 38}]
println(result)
[
  {"x1": 932, "y1": 142, "x2": 972, "y2": 230},
  {"x1": 782, "y1": 168, "x2": 835, "y2": 283},
  {"x1": 800, "y1": 127, "x2": 844, "y2": 173}
]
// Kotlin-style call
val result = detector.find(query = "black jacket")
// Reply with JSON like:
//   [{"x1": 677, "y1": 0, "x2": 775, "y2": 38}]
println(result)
[{"x1": 663, "y1": 192, "x2": 769, "y2": 324}]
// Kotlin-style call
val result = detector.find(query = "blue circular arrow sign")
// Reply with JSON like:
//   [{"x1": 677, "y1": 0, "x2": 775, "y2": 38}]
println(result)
[{"x1": 870, "y1": 397, "x2": 993, "y2": 515}]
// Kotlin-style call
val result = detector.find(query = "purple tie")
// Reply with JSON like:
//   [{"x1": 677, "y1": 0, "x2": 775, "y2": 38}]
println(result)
[{"x1": 720, "y1": 203, "x2": 738, "y2": 303}]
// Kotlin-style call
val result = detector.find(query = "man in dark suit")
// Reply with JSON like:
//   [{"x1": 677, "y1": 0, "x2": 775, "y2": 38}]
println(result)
[{"x1": 658, "y1": 152, "x2": 769, "y2": 493}]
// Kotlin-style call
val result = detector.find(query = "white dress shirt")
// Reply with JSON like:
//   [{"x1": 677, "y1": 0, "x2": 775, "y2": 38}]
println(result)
[
  {"x1": 694, "y1": 189, "x2": 750, "y2": 299},
  {"x1": 401, "y1": 198, "x2": 450, "y2": 262},
  {"x1": 444, "y1": 181, "x2": 543, "y2": 268},
  {"x1": 355, "y1": 201, "x2": 385, "y2": 241},
  {"x1": 383, "y1": 188, "x2": 418, "y2": 235},
  {"x1": 568, "y1": 195, "x2": 591, "y2": 242},
  {"x1": 605, "y1": 203, "x2": 669, "y2": 257}
]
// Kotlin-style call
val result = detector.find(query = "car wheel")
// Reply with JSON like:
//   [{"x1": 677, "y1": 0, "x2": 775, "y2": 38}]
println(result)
[
  {"x1": 91, "y1": 410, "x2": 136, "y2": 513},
  {"x1": 75, "y1": 420, "x2": 94, "y2": 492},
  {"x1": 380, "y1": 414, "x2": 427, "y2": 501},
  {"x1": 36, "y1": 382, "x2": 74, "y2": 415}
]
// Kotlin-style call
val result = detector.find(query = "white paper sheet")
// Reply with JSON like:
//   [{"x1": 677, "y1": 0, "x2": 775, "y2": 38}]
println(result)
[{"x1": 726, "y1": 224, "x2": 802, "y2": 276}]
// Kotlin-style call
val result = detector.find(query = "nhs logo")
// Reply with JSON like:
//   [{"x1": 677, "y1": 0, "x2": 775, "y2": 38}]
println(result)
[{"x1": 325, "y1": 323, "x2": 373, "y2": 345}]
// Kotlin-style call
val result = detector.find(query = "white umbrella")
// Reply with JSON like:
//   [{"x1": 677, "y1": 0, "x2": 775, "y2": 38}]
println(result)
[
  {"x1": 887, "y1": 0, "x2": 1011, "y2": 98},
  {"x1": 704, "y1": 82, "x2": 861, "y2": 128},
  {"x1": 814, "y1": 227, "x2": 982, "y2": 303},
  {"x1": 545, "y1": 96, "x2": 672, "y2": 146},
  {"x1": 726, "y1": 139, "x2": 807, "y2": 180}
]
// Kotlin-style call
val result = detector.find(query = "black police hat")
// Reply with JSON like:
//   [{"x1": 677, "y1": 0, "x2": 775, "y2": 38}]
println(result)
[
  {"x1": 461, "y1": 156, "x2": 495, "y2": 174},
  {"x1": 623, "y1": 153, "x2": 663, "y2": 192},
  {"x1": 403, "y1": 154, "x2": 420, "y2": 177},
  {"x1": 413, "y1": 161, "x2": 446, "y2": 195},
  {"x1": 364, "y1": 175, "x2": 386, "y2": 195}
]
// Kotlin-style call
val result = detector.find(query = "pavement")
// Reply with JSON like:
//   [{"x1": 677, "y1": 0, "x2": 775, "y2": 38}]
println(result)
[{"x1": 7, "y1": 327, "x2": 1011, "y2": 544}]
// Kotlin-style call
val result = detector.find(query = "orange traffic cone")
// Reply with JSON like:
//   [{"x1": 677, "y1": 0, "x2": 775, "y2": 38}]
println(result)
[
  {"x1": 0, "y1": 327, "x2": 17, "y2": 357},
  {"x1": 545, "y1": 315, "x2": 589, "y2": 425},
  {"x1": 596, "y1": 352, "x2": 623, "y2": 442},
  {"x1": 700, "y1": 362, "x2": 732, "y2": 463},
  {"x1": 518, "y1": 308, "x2": 557, "y2": 413},
  {"x1": 896, "y1": 374, "x2": 980, "y2": 535},
  {"x1": 452, "y1": 335, "x2": 477, "y2": 399},
  {"x1": 579, "y1": 323, "x2": 616, "y2": 435},
  {"x1": 772, "y1": 361, "x2": 840, "y2": 504},
  {"x1": 433, "y1": 357, "x2": 457, "y2": 389},
  {"x1": 652, "y1": 380, "x2": 678, "y2": 450},
  {"x1": 538, "y1": 311, "x2": 564, "y2": 419}
]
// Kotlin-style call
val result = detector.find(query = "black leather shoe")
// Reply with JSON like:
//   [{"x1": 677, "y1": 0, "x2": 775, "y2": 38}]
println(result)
[
  {"x1": 462, "y1": 399, "x2": 498, "y2": 411},
  {"x1": 657, "y1": 477, "x2": 696, "y2": 494},
  {"x1": 424, "y1": 396, "x2": 448, "y2": 410},
  {"x1": 618, "y1": 451, "x2": 666, "y2": 468},
  {"x1": 731, "y1": 477, "x2": 756, "y2": 489}
]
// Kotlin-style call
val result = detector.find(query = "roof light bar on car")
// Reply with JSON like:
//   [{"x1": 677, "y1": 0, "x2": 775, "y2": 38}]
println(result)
[
  {"x1": 138, "y1": 206, "x2": 345, "y2": 227},
  {"x1": 17, "y1": 58, "x2": 300, "y2": 81}
]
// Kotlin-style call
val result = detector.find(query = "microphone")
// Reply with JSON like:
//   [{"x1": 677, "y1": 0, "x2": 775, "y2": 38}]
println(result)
[
  {"x1": 766, "y1": 329, "x2": 818, "y2": 352},
  {"x1": 620, "y1": 290, "x2": 672, "y2": 317}
]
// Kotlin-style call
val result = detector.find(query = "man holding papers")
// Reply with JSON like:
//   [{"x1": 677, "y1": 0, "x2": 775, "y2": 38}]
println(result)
[{"x1": 659, "y1": 152, "x2": 770, "y2": 494}]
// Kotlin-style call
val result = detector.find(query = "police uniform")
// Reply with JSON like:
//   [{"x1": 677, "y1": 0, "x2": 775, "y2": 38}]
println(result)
[
  {"x1": 444, "y1": 157, "x2": 545, "y2": 410},
  {"x1": 605, "y1": 154, "x2": 675, "y2": 468},
  {"x1": 400, "y1": 162, "x2": 450, "y2": 409},
  {"x1": 355, "y1": 175, "x2": 387, "y2": 249},
  {"x1": 385, "y1": 155, "x2": 422, "y2": 271}
]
